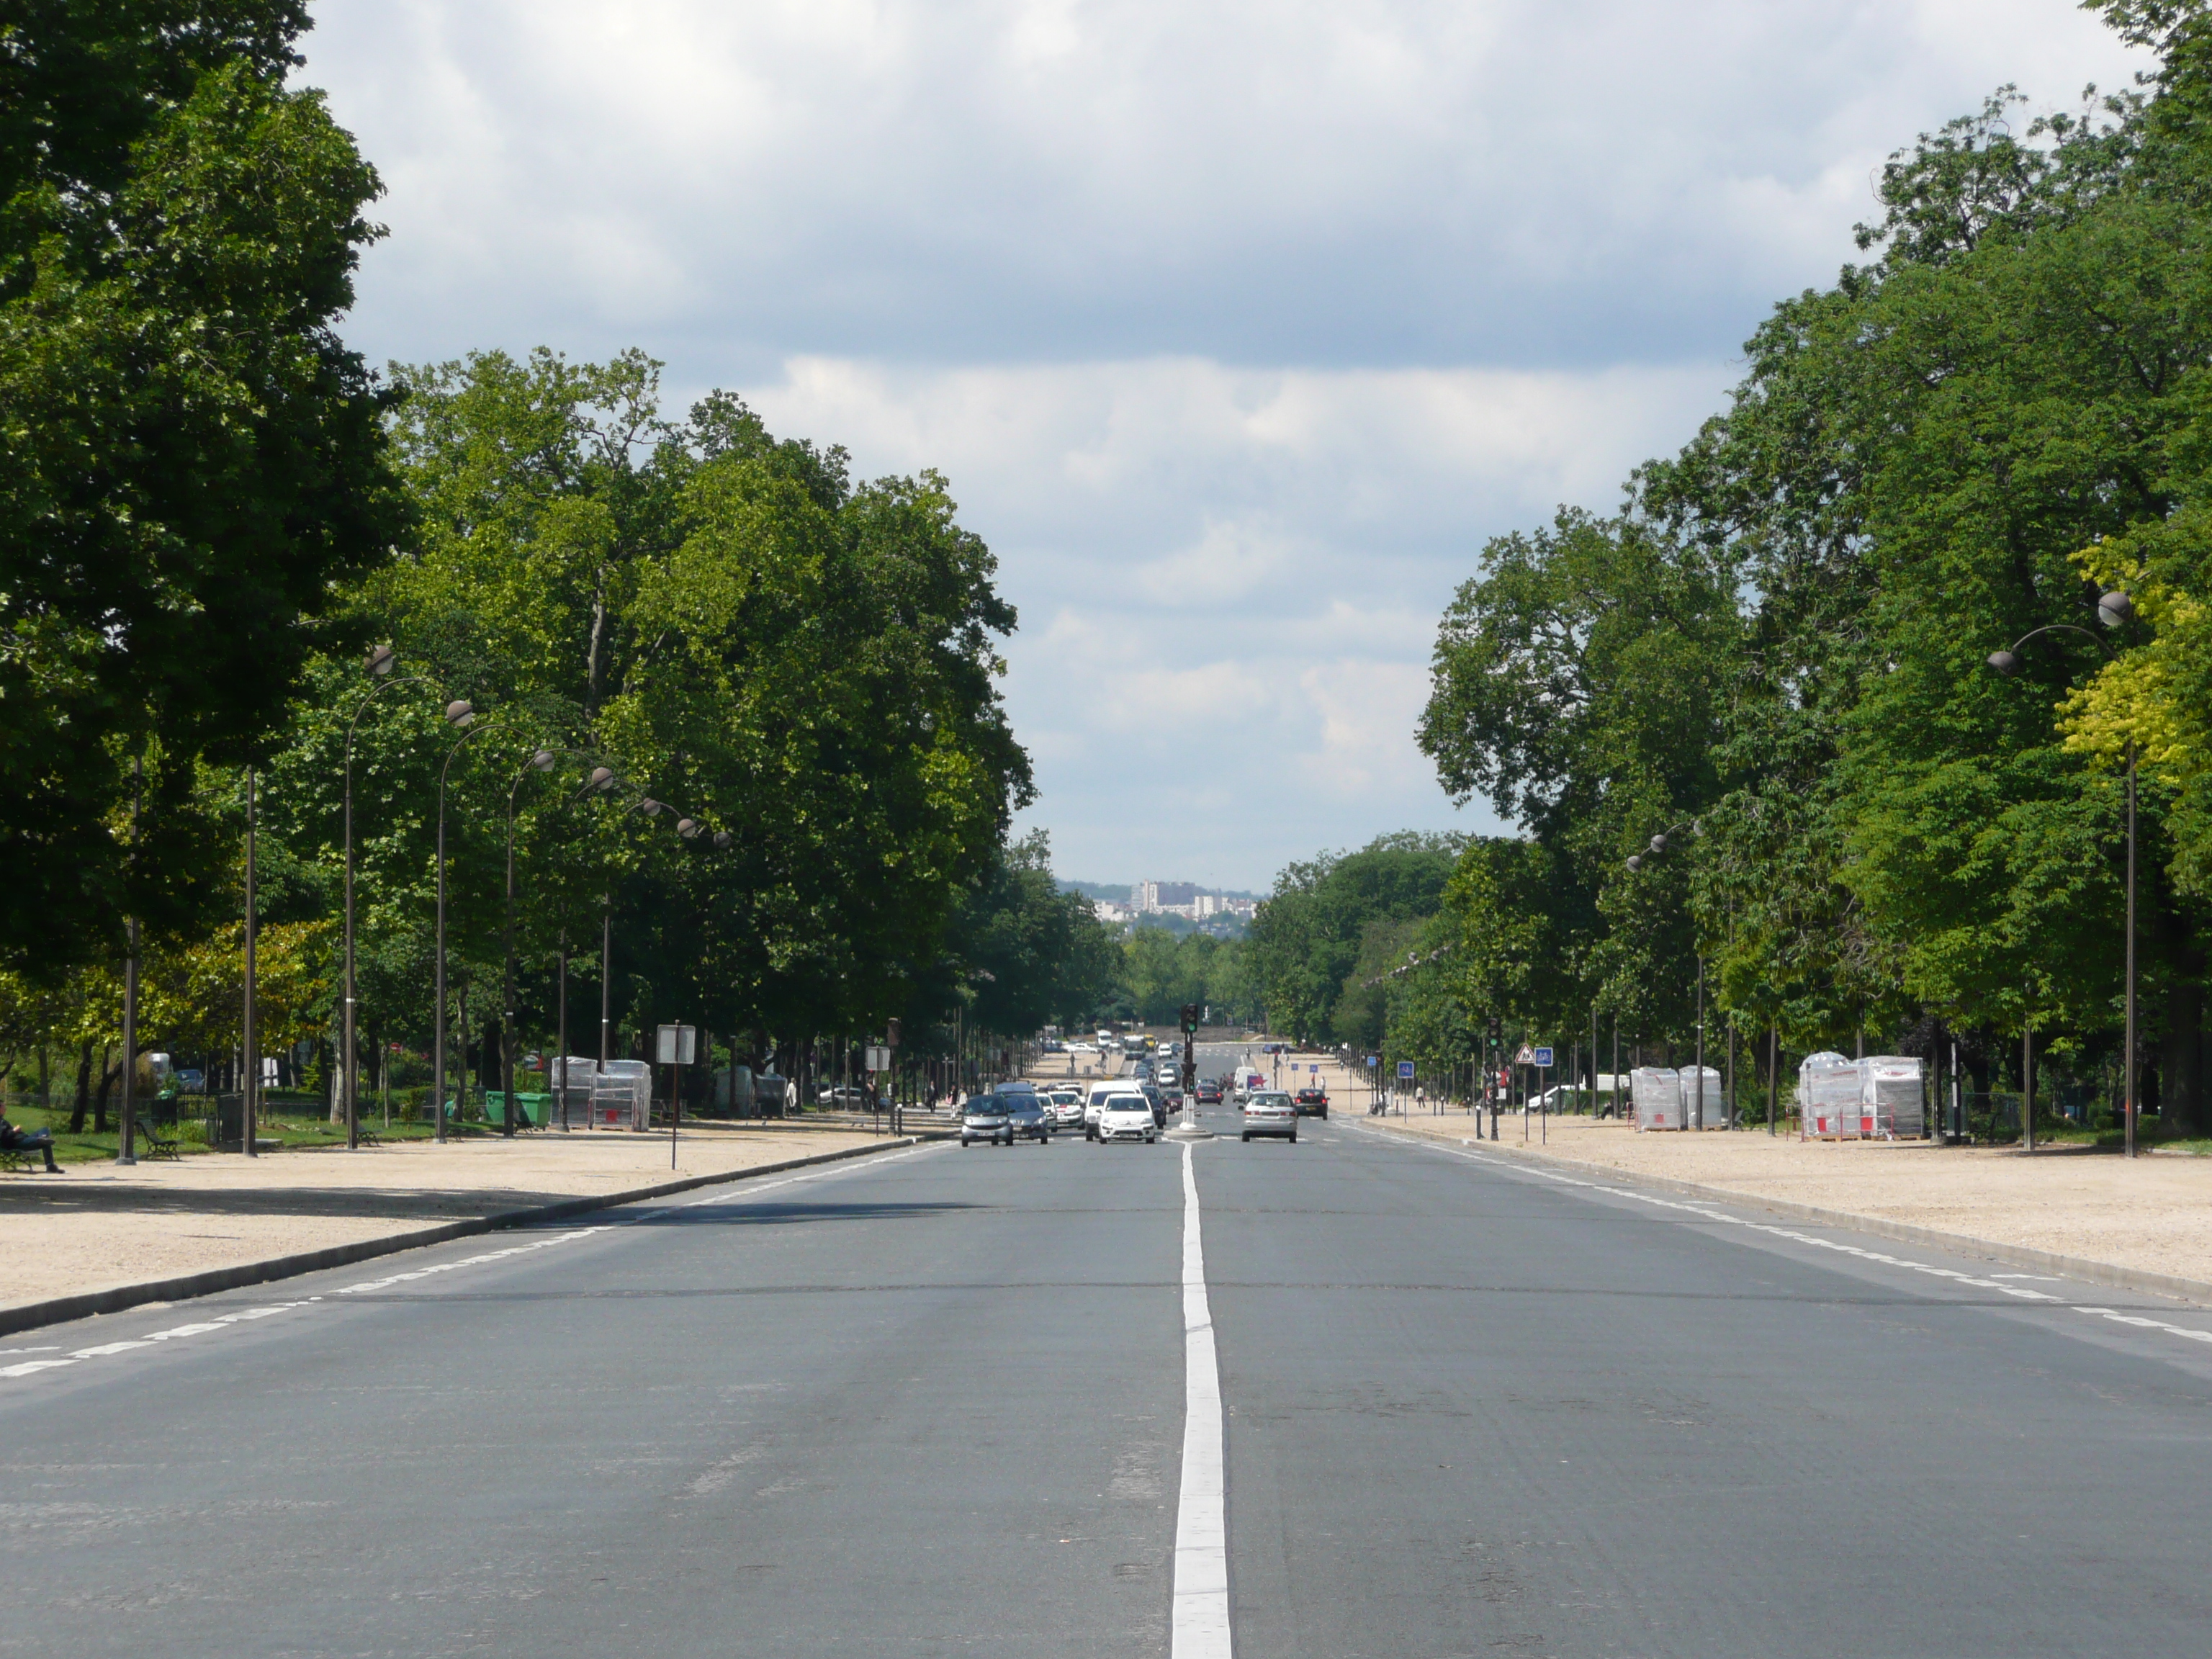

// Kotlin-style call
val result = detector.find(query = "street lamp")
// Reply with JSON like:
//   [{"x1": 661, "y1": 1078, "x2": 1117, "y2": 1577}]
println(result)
[
  {"x1": 1987, "y1": 592, "x2": 2139, "y2": 1157},
  {"x1": 1624, "y1": 819, "x2": 1706, "y2": 1127},
  {"x1": 500, "y1": 748, "x2": 559, "y2": 1137},
  {"x1": 431, "y1": 700, "x2": 484, "y2": 1144},
  {"x1": 341, "y1": 644, "x2": 436, "y2": 1151}
]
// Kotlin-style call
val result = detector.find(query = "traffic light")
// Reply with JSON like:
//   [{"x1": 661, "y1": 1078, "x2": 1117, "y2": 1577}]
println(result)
[{"x1": 1180, "y1": 1003, "x2": 1200, "y2": 1035}]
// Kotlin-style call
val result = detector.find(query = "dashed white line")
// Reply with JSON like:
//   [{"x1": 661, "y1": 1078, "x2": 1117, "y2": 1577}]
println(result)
[
  {"x1": 1172, "y1": 1140, "x2": 1232, "y2": 1659},
  {"x1": 1349, "y1": 1123, "x2": 2212, "y2": 1354},
  {"x1": 3, "y1": 1143, "x2": 948, "y2": 1388}
]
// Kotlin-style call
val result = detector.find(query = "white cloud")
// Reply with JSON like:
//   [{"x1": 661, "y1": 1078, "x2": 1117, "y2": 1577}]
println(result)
[
  {"x1": 310, "y1": 0, "x2": 2147, "y2": 368},
  {"x1": 295, "y1": 0, "x2": 2157, "y2": 885},
  {"x1": 739, "y1": 354, "x2": 1729, "y2": 883}
]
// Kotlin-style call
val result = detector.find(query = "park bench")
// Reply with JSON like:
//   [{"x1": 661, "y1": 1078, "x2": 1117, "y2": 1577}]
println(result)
[
  {"x1": 133, "y1": 1116, "x2": 181, "y2": 1161},
  {"x1": 0, "y1": 1142, "x2": 56, "y2": 1174}
]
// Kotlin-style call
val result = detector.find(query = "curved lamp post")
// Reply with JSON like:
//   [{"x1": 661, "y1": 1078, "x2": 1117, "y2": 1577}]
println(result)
[
  {"x1": 1624, "y1": 819, "x2": 1708, "y2": 1127},
  {"x1": 431, "y1": 701, "x2": 487, "y2": 1144},
  {"x1": 1988, "y1": 589, "x2": 2139, "y2": 1157},
  {"x1": 341, "y1": 645, "x2": 440, "y2": 1151}
]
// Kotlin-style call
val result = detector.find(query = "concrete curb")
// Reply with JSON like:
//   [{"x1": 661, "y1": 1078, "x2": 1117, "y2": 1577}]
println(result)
[
  {"x1": 1356, "y1": 1118, "x2": 2212, "y2": 1308},
  {"x1": 0, "y1": 1135, "x2": 929, "y2": 1339}
]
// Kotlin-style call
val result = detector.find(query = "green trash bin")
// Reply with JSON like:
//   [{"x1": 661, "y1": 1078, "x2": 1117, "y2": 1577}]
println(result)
[{"x1": 484, "y1": 1090, "x2": 554, "y2": 1127}]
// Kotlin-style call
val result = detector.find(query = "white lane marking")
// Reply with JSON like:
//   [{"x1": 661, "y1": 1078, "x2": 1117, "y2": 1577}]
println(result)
[
  {"x1": 1352, "y1": 1124, "x2": 2212, "y2": 1353},
  {"x1": 2, "y1": 1144, "x2": 949, "y2": 1388},
  {"x1": 1, "y1": 1300, "x2": 320, "y2": 1379},
  {"x1": 1172, "y1": 1141, "x2": 1232, "y2": 1659}
]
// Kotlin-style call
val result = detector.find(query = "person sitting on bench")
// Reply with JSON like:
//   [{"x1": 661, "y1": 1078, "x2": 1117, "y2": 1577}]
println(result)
[{"x1": 0, "y1": 1113, "x2": 61, "y2": 1172}]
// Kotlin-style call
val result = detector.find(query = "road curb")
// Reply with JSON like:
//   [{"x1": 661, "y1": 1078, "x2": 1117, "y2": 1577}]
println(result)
[
  {"x1": 0, "y1": 1135, "x2": 929, "y2": 1339},
  {"x1": 1354, "y1": 1118, "x2": 2212, "y2": 1308}
]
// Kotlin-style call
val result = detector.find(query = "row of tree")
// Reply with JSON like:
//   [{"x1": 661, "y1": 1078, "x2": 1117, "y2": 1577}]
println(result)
[
  {"x1": 0, "y1": 6, "x2": 1115, "y2": 1114},
  {"x1": 1286, "y1": 2, "x2": 2212, "y2": 1125}
]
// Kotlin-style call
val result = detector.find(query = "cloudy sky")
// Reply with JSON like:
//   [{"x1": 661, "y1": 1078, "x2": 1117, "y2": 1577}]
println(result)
[{"x1": 303, "y1": 0, "x2": 2146, "y2": 891}]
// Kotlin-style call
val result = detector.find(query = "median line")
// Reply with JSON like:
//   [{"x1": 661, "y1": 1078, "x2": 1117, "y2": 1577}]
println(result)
[{"x1": 1172, "y1": 1139, "x2": 1232, "y2": 1659}]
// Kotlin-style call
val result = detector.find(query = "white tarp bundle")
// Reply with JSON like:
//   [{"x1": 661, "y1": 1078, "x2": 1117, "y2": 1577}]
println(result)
[
  {"x1": 1860, "y1": 1056, "x2": 1925, "y2": 1139},
  {"x1": 1799, "y1": 1051, "x2": 1923, "y2": 1139},
  {"x1": 1632, "y1": 1066, "x2": 1681, "y2": 1130},
  {"x1": 549, "y1": 1056, "x2": 598, "y2": 1128},
  {"x1": 591, "y1": 1059, "x2": 652, "y2": 1130},
  {"x1": 1677, "y1": 1066, "x2": 1723, "y2": 1129},
  {"x1": 1798, "y1": 1052, "x2": 1860, "y2": 1138}
]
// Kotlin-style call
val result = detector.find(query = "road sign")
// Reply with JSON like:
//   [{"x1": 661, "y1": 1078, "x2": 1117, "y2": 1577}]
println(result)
[
  {"x1": 1532, "y1": 1046, "x2": 1554, "y2": 1068},
  {"x1": 1514, "y1": 1045, "x2": 1534, "y2": 1065},
  {"x1": 1397, "y1": 1061, "x2": 1416, "y2": 1080},
  {"x1": 866, "y1": 1046, "x2": 890, "y2": 1071},
  {"x1": 1365, "y1": 1056, "x2": 1378, "y2": 1069},
  {"x1": 654, "y1": 1024, "x2": 696, "y2": 1066},
  {"x1": 1309, "y1": 1064, "x2": 1319, "y2": 1074}
]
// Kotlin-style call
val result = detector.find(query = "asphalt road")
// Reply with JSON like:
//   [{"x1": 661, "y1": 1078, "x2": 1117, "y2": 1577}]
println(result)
[{"x1": 6, "y1": 1119, "x2": 2212, "y2": 1656}]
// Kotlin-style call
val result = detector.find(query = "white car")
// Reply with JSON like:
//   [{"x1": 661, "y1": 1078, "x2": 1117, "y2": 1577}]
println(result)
[
  {"x1": 1066, "y1": 1041, "x2": 1099, "y2": 1056},
  {"x1": 1083, "y1": 1079, "x2": 1131, "y2": 1138},
  {"x1": 1241, "y1": 1090, "x2": 1298, "y2": 1143},
  {"x1": 1097, "y1": 1094, "x2": 1159, "y2": 1143},
  {"x1": 1048, "y1": 1089, "x2": 1086, "y2": 1128}
]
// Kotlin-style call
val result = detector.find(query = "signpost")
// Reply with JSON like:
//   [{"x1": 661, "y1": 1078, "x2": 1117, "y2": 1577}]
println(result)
[{"x1": 655, "y1": 1023, "x2": 696, "y2": 1168}]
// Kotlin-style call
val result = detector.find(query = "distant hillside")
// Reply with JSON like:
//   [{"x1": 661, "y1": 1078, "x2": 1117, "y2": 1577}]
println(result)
[{"x1": 1060, "y1": 881, "x2": 1132, "y2": 904}]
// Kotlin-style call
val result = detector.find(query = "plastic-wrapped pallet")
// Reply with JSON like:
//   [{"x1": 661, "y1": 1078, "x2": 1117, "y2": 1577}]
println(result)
[
  {"x1": 591, "y1": 1059, "x2": 653, "y2": 1130},
  {"x1": 1677, "y1": 1066, "x2": 1724, "y2": 1128},
  {"x1": 1798, "y1": 1051, "x2": 1861, "y2": 1138},
  {"x1": 1631, "y1": 1066, "x2": 1681, "y2": 1130},
  {"x1": 549, "y1": 1056, "x2": 598, "y2": 1129},
  {"x1": 1861, "y1": 1056, "x2": 1925, "y2": 1138}
]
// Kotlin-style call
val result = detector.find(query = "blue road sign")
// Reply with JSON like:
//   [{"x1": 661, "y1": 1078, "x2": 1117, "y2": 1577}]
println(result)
[
  {"x1": 1532, "y1": 1046, "x2": 1555, "y2": 1068},
  {"x1": 1365, "y1": 1056, "x2": 1378, "y2": 1068},
  {"x1": 1397, "y1": 1061, "x2": 1416, "y2": 1080}
]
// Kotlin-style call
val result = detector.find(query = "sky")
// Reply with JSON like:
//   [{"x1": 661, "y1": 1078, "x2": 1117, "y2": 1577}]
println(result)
[{"x1": 302, "y1": 0, "x2": 2149, "y2": 891}]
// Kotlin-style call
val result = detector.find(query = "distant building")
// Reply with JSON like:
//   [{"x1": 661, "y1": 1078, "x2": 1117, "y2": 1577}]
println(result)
[{"x1": 1136, "y1": 880, "x2": 1200, "y2": 912}]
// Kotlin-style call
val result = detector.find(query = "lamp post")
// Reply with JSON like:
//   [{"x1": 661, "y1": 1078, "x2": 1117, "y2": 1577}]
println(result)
[
  {"x1": 501, "y1": 749, "x2": 559, "y2": 1137},
  {"x1": 431, "y1": 701, "x2": 485, "y2": 1145},
  {"x1": 1987, "y1": 588, "x2": 2139, "y2": 1157},
  {"x1": 244, "y1": 765, "x2": 258, "y2": 1159},
  {"x1": 555, "y1": 765, "x2": 616, "y2": 1129},
  {"x1": 1624, "y1": 817, "x2": 1701, "y2": 1128},
  {"x1": 341, "y1": 645, "x2": 437, "y2": 1151}
]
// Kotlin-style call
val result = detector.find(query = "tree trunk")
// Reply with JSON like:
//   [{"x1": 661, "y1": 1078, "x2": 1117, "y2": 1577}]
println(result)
[
  {"x1": 93, "y1": 1047, "x2": 115, "y2": 1135},
  {"x1": 2162, "y1": 978, "x2": 2208, "y2": 1136},
  {"x1": 68, "y1": 1041, "x2": 91, "y2": 1133}
]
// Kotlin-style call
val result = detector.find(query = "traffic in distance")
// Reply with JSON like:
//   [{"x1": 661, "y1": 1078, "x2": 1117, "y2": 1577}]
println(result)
[{"x1": 957, "y1": 1030, "x2": 1323, "y2": 1148}]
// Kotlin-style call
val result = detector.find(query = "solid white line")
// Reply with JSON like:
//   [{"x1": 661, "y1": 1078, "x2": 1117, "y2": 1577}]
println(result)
[
  {"x1": 1347, "y1": 1123, "x2": 2212, "y2": 1352},
  {"x1": 1172, "y1": 1141, "x2": 1232, "y2": 1659}
]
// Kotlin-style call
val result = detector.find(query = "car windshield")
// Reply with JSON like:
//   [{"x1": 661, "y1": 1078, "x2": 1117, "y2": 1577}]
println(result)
[
  {"x1": 967, "y1": 1102, "x2": 1007, "y2": 1115},
  {"x1": 1251, "y1": 1094, "x2": 1291, "y2": 1107},
  {"x1": 1107, "y1": 1099, "x2": 1148, "y2": 1112}
]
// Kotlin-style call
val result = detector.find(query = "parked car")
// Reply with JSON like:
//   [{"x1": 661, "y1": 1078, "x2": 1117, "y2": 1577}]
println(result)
[
  {"x1": 1241, "y1": 1090, "x2": 1299, "y2": 1143},
  {"x1": 961, "y1": 1097, "x2": 1015, "y2": 1147},
  {"x1": 1293, "y1": 1087, "x2": 1329, "y2": 1118},
  {"x1": 1097, "y1": 1094, "x2": 1159, "y2": 1144}
]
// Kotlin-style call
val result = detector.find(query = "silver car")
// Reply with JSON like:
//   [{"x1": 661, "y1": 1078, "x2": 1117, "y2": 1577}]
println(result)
[
  {"x1": 961, "y1": 1099, "x2": 1014, "y2": 1147},
  {"x1": 1241, "y1": 1090, "x2": 1299, "y2": 1143}
]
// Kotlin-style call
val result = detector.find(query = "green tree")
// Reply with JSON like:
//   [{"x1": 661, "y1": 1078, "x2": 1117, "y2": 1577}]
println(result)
[{"x1": 0, "y1": 3, "x2": 405, "y2": 971}]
